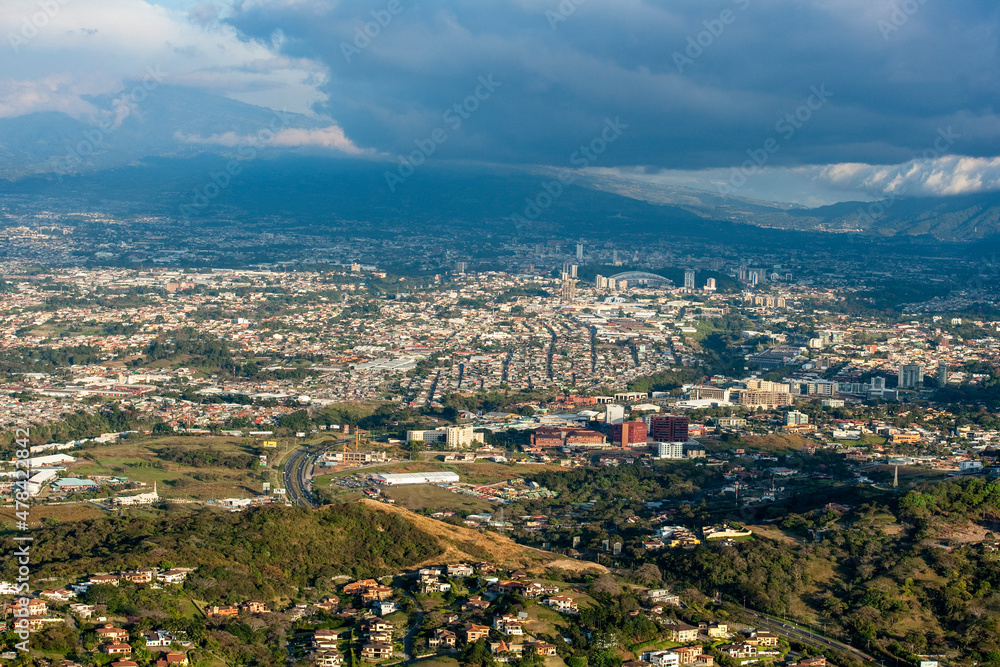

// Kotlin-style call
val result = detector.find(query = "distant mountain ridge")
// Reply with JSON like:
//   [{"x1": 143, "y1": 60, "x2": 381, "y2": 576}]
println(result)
[
  {"x1": 584, "y1": 172, "x2": 1000, "y2": 241},
  {"x1": 1, "y1": 85, "x2": 999, "y2": 242},
  {"x1": 0, "y1": 85, "x2": 330, "y2": 179}
]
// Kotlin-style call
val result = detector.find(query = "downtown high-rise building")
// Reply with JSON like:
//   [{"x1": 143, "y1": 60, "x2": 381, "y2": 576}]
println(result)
[
  {"x1": 898, "y1": 364, "x2": 924, "y2": 389},
  {"x1": 560, "y1": 272, "x2": 576, "y2": 303}
]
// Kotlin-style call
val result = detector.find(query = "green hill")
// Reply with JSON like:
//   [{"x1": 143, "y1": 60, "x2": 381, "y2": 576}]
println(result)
[{"x1": 6, "y1": 503, "x2": 442, "y2": 604}]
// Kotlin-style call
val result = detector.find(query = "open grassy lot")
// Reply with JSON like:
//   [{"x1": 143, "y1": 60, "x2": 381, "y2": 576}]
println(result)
[
  {"x1": 53, "y1": 436, "x2": 274, "y2": 501},
  {"x1": 0, "y1": 501, "x2": 106, "y2": 526},
  {"x1": 381, "y1": 484, "x2": 495, "y2": 514},
  {"x1": 525, "y1": 602, "x2": 569, "y2": 637},
  {"x1": 411, "y1": 657, "x2": 461, "y2": 667}
]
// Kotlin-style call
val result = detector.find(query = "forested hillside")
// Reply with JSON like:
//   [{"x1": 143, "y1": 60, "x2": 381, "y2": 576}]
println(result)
[
  {"x1": 2, "y1": 503, "x2": 442, "y2": 603},
  {"x1": 657, "y1": 479, "x2": 1000, "y2": 665}
]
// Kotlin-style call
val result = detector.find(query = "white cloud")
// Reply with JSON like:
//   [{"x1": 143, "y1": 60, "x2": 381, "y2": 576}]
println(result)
[
  {"x1": 588, "y1": 155, "x2": 1000, "y2": 207},
  {"x1": 818, "y1": 155, "x2": 1000, "y2": 198},
  {"x1": 0, "y1": 74, "x2": 106, "y2": 120},
  {"x1": 174, "y1": 124, "x2": 370, "y2": 154},
  {"x1": 0, "y1": 0, "x2": 329, "y2": 118}
]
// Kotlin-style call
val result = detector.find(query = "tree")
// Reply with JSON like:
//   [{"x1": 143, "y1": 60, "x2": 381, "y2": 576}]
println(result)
[
  {"x1": 589, "y1": 575, "x2": 621, "y2": 597},
  {"x1": 633, "y1": 563, "x2": 662, "y2": 586},
  {"x1": 463, "y1": 639, "x2": 497, "y2": 667}
]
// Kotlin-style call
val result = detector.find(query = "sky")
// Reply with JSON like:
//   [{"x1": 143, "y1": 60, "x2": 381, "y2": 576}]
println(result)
[{"x1": 1, "y1": 0, "x2": 999, "y2": 205}]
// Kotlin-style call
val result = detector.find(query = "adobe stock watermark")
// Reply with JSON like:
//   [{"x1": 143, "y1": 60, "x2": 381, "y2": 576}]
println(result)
[
  {"x1": 11, "y1": 427, "x2": 32, "y2": 653},
  {"x1": 54, "y1": 66, "x2": 164, "y2": 180},
  {"x1": 179, "y1": 109, "x2": 292, "y2": 219},
  {"x1": 854, "y1": 127, "x2": 960, "y2": 225},
  {"x1": 878, "y1": 0, "x2": 929, "y2": 40},
  {"x1": 546, "y1": 0, "x2": 586, "y2": 30},
  {"x1": 673, "y1": 0, "x2": 751, "y2": 74},
  {"x1": 341, "y1": 0, "x2": 412, "y2": 63},
  {"x1": 8, "y1": 0, "x2": 72, "y2": 54},
  {"x1": 717, "y1": 85, "x2": 833, "y2": 196},
  {"x1": 384, "y1": 75, "x2": 501, "y2": 193},
  {"x1": 509, "y1": 117, "x2": 628, "y2": 224}
]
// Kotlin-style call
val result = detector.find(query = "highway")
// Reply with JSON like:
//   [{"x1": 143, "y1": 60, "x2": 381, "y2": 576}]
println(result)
[
  {"x1": 282, "y1": 445, "x2": 321, "y2": 508},
  {"x1": 741, "y1": 608, "x2": 877, "y2": 664}
]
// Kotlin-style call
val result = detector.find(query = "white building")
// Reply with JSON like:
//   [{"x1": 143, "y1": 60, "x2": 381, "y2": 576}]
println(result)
[
  {"x1": 26, "y1": 469, "x2": 58, "y2": 496},
  {"x1": 656, "y1": 442, "x2": 685, "y2": 459},
  {"x1": 21, "y1": 454, "x2": 76, "y2": 467},
  {"x1": 605, "y1": 404, "x2": 625, "y2": 425},
  {"x1": 371, "y1": 472, "x2": 460, "y2": 486},
  {"x1": 113, "y1": 482, "x2": 159, "y2": 506},
  {"x1": 785, "y1": 411, "x2": 809, "y2": 426},
  {"x1": 643, "y1": 651, "x2": 680, "y2": 667},
  {"x1": 406, "y1": 426, "x2": 484, "y2": 449}
]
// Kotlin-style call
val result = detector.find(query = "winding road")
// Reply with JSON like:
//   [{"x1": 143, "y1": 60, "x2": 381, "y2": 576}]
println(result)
[{"x1": 400, "y1": 588, "x2": 426, "y2": 660}]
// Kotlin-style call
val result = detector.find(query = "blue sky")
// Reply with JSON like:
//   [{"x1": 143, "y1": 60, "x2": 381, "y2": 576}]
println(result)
[{"x1": 2, "y1": 0, "x2": 999, "y2": 205}]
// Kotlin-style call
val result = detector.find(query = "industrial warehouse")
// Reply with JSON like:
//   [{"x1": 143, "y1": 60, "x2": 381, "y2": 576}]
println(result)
[{"x1": 370, "y1": 472, "x2": 461, "y2": 486}]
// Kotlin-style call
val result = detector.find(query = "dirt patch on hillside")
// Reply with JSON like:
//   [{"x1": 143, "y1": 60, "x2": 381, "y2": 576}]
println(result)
[
  {"x1": 745, "y1": 524, "x2": 802, "y2": 544},
  {"x1": 358, "y1": 498, "x2": 606, "y2": 574},
  {"x1": 937, "y1": 519, "x2": 1000, "y2": 544}
]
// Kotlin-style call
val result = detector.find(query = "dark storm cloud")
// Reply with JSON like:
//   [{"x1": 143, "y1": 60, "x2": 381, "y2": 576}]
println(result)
[{"x1": 222, "y1": 0, "x2": 1000, "y2": 172}]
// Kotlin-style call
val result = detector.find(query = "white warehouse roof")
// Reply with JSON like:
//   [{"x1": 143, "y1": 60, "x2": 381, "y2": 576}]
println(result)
[
  {"x1": 372, "y1": 472, "x2": 460, "y2": 485},
  {"x1": 23, "y1": 454, "x2": 76, "y2": 467}
]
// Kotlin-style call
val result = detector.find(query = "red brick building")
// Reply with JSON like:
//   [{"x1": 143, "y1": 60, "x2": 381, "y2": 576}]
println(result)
[
  {"x1": 610, "y1": 421, "x2": 648, "y2": 447},
  {"x1": 649, "y1": 415, "x2": 689, "y2": 442}
]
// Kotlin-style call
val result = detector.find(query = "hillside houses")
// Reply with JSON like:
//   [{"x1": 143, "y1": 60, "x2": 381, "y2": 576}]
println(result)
[
  {"x1": 0, "y1": 553, "x2": 766, "y2": 667},
  {"x1": 493, "y1": 614, "x2": 524, "y2": 636},
  {"x1": 361, "y1": 642, "x2": 394, "y2": 663},
  {"x1": 428, "y1": 628, "x2": 457, "y2": 649},
  {"x1": 664, "y1": 622, "x2": 699, "y2": 644},
  {"x1": 545, "y1": 595, "x2": 579, "y2": 612}
]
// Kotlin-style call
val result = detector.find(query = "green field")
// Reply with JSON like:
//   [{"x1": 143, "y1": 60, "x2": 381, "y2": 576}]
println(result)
[{"x1": 52, "y1": 436, "x2": 276, "y2": 501}]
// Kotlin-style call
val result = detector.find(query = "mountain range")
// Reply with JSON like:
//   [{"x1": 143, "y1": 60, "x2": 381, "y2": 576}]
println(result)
[{"x1": 3, "y1": 84, "x2": 1000, "y2": 243}]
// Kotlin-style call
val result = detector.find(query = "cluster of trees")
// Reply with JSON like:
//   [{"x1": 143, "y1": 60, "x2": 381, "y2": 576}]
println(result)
[
  {"x1": 6, "y1": 504, "x2": 443, "y2": 605},
  {"x1": 155, "y1": 446, "x2": 258, "y2": 470},
  {"x1": 137, "y1": 329, "x2": 236, "y2": 370},
  {"x1": 41, "y1": 286, "x2": 161, "y2": 310},
  {"x1": 0, "y1": 404, "x2": 150, "y2": 453},
  {"x1": 626, "y1": 368, "x2": 700, "y2": 394},
  {"x1": 284, "y1": 404, "x2": 423, "y2": 434},
  {"x1": 0, "y1": 344, "x2": 105, "y2": 376},
  {"x1": 128, "y1": 328, "x2": 318, "y2": 382},
  {"x1": 525, "y1": 463, "x2": 719, "y2": 507},
  {"x1": 648, "y1": 478, "x2": 1000, "y2": 665}
]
